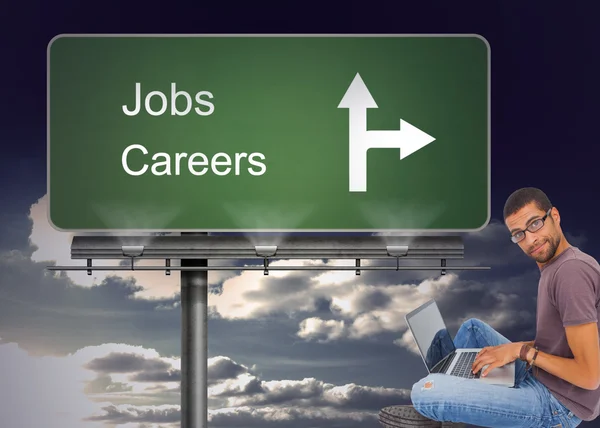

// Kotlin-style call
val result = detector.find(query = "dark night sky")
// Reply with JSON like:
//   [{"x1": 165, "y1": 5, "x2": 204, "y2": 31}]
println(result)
[{"x1": 2, "y1": 1, "x2": 598, "y2": 248}]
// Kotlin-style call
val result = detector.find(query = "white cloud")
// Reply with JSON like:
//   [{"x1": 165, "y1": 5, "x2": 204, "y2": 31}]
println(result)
[
  {"x1": 86, "y1": 404, "x2": 180, "y2": 426},
  {"x1": 29, "y1": 195, "x2": 184, "y2": 300},
  {"x1": 27, "y1": 194, "x2": 549, "y2": 342},
  {"x1": 0, "y1": 341, "x2": 106, "y2": 428},
  {"x1": 0, "y1": 340, "x2": 182, "y2": 427},
  {"x1": 296, "y1": 318, "x2": 346, "y2": 342},
  {"x1": 208, "y1": 406, "x2": 376, "y2": 427},
  {"x1": 208, "y1": 259, "x2": 341, "y2": 319},
  {"x1": 295, "y1": 274, "x2": 456, "y2": 343},
  {"x1": 29, "y1": 195, "x2": 243, "y2": 301},
  {"x1": 0, "y1": 339, "x2": 409, "y2": 427},
  {"x1": 10, "y1": 194, "x2": 571, "y2": 427},
  {"x1": 393, "y1": 330, "x2": 420, "y2": 355},
  {"x1": 209, "y1": 257, "x2": 448, "y2": 322}
]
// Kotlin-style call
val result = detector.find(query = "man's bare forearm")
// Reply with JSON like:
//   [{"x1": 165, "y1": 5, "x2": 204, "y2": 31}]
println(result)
[
  {"x1": 525, "y1": 347, "x2": 599, "y2": 390},
  {"x1": 513, "y1": 340, "x2": 534, "y2": 347}
]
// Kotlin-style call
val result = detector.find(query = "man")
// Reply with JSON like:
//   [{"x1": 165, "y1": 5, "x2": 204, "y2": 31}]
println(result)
[{"x1": 410, "y1": 187, "x2": 600, "y2": 427}]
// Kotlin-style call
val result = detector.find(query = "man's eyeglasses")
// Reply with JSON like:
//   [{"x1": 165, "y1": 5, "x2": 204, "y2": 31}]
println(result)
[{"x1": 510, "y1": 208, "x2": 552, "y2": 243}]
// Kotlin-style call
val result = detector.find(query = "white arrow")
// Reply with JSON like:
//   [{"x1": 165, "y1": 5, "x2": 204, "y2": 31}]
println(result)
[{"x1": 338, "y1": 73, "x2": 436, "y2": 192}]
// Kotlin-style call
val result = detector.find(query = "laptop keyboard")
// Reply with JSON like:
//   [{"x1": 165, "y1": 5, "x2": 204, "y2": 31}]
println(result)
[{"x1": 449, "y1": 352, "x2": 481, "y2": 379}]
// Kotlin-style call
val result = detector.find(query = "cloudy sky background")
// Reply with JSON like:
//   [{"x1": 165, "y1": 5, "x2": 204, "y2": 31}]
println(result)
[
  {"x1": 2, "y1": 2, "x2": 600, "y2": 428},
  {"x1": 0, "y1": 192, "x2": 595, "y2": 428}
]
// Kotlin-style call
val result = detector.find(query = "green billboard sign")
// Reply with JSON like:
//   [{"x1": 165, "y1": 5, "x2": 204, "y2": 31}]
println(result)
[{"x1": 48, "y1": 34, "x2": 489, "y2": 232}]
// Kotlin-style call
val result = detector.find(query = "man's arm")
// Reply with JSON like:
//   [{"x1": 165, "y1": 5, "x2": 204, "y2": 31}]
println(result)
[
  {"x1": 529, "y1": 259, "x2": 600, "y2": 390},
  {"x1": 510, "y1": 340, "x2": 535, "y2": 350},
  {"x1": 473, "y1": 260, "x2": 600, "y2": 385},
  {"x1": 474, "y1": 327, "x2": 599, "y2": 387},
  {"x1": 522, "y1": 322, "x2": 600, "y2": 390}
]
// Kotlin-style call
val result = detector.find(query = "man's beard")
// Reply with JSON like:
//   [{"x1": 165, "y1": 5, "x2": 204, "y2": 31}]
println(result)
[{"x1": 529, "y1": 235, "x2": 561, "y2": 263}]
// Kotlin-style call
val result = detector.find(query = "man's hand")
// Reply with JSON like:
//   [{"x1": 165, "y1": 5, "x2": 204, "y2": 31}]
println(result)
[{"x1": 472, "y1": 342, "x2": 522, "y2": 377}]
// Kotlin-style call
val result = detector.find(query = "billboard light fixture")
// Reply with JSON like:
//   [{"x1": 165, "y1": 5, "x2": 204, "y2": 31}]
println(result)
[{"x1": 47, "y1": 235, "x2": 490, "y2": 276}]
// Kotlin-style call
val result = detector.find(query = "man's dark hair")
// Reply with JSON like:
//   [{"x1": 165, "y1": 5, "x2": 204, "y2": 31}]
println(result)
[{"x1": 503, "y1": 187, "x2": 552, "y2": 221}]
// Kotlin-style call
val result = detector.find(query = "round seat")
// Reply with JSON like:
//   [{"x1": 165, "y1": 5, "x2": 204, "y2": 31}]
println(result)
[{"x1": 379, "y1": 405, "x2": 466, "y2": 427}]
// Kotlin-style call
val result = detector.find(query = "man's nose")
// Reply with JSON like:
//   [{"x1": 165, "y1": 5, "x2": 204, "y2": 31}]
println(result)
[{"x1": 524, "y1": 231, "x2": 538, "y2": 246}]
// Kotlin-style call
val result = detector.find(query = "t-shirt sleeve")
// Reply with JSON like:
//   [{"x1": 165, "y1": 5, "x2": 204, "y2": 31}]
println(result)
[{"x1": 552, "y1": 260, "x2": 599, "y2": 327}]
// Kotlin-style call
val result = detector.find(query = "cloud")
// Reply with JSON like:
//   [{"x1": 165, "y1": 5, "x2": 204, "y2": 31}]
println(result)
[
  {"x1": 92, "y1": 405, "x2": 380, "y2": 428},
  {"x1": 85, "y1": 375, "x2": 134, "y2": 394},
  {"x1": 86, "y1": 405, "x2": 180, "y2": 426},
  {"x1": 208, "y1": 356, "x2": 251, "y2": 383},
  {"x1": 208, "y1": 259, "x2": 339, "y2": 319},
  {"x1": 87, "y1": 351, "x2": 410, "y2": 427},
  {"x1": 79, "y1": 347, "x2": 410, "y2": 425},
  {"x1": 0, "y1": 338, "x2": 409, "y2": 427},
  {"x1": 0, "y1": 249, "x2": 181, "y2": 356},
  {"x1": 393, "y1": 329, "x2": 421, "y2": 355},
  {"x1": 208, "y1": 406, "x2": 377, "y2": 428},
  {"x1": 85, "y1": 353, "x2": 173, "y2": 374},
  {"x1": 21, "y1": 195, "x2": 585, "y2": 360},
  {"x1": 0, "y1": 208, "x2": 33, "y2": 253},
  {"x1": 294, "y1": 265, "x2": 543, "y2": 351},
  {"x1": 208, "y1": 257, "x2": 442, "y2": 322},
  {"x1": 84, "y1": 352, "x2": 182, "y2": 385},
  {"x1": 6, "y1": 194, "x2": 594, "y2": 427},
  {"x1": 0, "y1": 341, "x2": 182, "y2": 426},
  {"x1": 28, "y1": 195, "x2": 182, "y2": 300},
  {"x1": 129, "y1": 371, "x2": 181, "y2": 383},
  {"x1": 297, "y1": 318, "x2": 347, "y2": 342},
  {"x1": 286, "y1": 222, "x2": 583, "y2": 350},
  {"x1": 0, "y1": 341, "x2": 105, "y2": 428},
  {"x1": 218, "y1": 377, "x2": 409, "y2": 411},
  {"x1": 28, "y1": 195, "x2": 240, "y2": 300},
  {"x1": 207, "y1": 221, "x2": 541, "y2": 323},
  {"x1": 296, "y1": 274, "x2": 455, "y2": 343},
  {"x1": 204, "y1": 367, "x2": 410, "y2": 428}
]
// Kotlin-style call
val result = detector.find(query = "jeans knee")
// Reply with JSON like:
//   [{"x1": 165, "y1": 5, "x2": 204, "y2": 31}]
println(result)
[
  {"x1": 411, "y1": 378, "x2": 425, "y2": 403},
  {"x1": 410, "y1": 380, "x2": 421, "y2": 403},
  {"x1": 461, "y1": 317, "x2": 486, "y2": 330},
  {"x1": 410, "y1": 377, "x2": 439, "y2": 419},
  {"x1": 411, "y1": 383, "x2": 424, "y2": 414}
]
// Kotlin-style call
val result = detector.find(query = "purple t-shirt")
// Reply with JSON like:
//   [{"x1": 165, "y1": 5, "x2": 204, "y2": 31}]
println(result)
[{"x1": 535, "y1": 246, "x2": 600, "y2": 421}]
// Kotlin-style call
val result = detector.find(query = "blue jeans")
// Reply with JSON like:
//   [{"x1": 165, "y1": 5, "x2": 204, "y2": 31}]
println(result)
[
  {"x1": 425, "y1": 328, "x2": 455, "y2": 370},
  {"x1": 410, "y1": 318, "x2": 582, "y2": 428}
]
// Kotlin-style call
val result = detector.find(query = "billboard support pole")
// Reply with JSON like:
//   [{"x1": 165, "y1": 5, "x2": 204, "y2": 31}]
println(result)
[{"x1": 180, "y1": 232, "x2": 208, "y2": 428}]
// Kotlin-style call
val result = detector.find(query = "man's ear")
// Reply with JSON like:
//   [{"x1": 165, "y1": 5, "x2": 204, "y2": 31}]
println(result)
[{"x1": 552, "y1": 207, "x2": 561, "y2": 224}]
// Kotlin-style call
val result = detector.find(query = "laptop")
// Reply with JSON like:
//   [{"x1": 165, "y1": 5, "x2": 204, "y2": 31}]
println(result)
[{"x1": 405, "y1": 299, "x2": 515, "y2": 387}]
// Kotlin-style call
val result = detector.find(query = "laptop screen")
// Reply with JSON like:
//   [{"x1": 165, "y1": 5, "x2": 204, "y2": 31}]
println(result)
[{"x1": 405, "y1": 300, "x2": 456, "y2": 372}]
